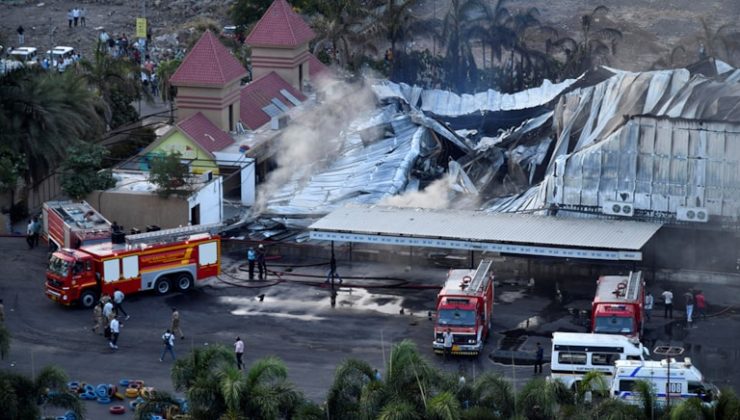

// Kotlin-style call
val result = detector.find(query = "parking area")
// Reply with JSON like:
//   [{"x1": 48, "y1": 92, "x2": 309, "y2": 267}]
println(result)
[{"x1": 1, "y1": 237, "x2": 739, "y2": 418}]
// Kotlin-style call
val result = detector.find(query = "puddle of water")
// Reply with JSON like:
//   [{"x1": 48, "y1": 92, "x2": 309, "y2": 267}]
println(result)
[
  {"x1": 220, "y1": 296, "x2": 327, "y2": 322},
  {"x1": 498, "y1": 290, "x2": 526, "y2": 303},
  {"x1": 516, "y1": 315, "x2": 544, "y2": 330}
]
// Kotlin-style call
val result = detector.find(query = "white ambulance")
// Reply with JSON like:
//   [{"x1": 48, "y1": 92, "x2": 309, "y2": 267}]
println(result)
[
  {"x1": 610, "y1": 359, "x2": 718, "y2": 405},
  {"x1": 550, "y1": 332, "x2": 649, "y2": 388}
]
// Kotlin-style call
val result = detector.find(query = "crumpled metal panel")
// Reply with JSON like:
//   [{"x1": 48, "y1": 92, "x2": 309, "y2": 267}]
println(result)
[{"x1": 420, "y1": 78, "x2": 578, "y2": 117}]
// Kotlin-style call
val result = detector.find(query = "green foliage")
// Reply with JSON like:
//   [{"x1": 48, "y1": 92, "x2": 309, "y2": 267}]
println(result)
[
  {"x1": 60, "y1": 143, "x2": 116, "y2": 200},
  {"x1": 0, "y1": 68, "x2": 102, "y2": 183},
  {"x1": 0, "y1": 152, "x2": 22, "y2": 193},
  {"x1": 134, "y1": 390, "x2": 181, "y2": 420},
  {"x1": 229, "y1": 0, "x2": 274, "y2": 28},
  {"x1": 148, "y1": 151, "x2": 191, "y2": 198},
  {"x1": 0, "y1": 366, "x2": 84, "y2": 420},
  {"x1": 156, "y1": 59, "x2": 182, "y2": 103}
]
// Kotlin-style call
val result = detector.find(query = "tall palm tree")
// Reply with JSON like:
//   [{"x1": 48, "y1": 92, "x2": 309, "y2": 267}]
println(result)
[
  {"x1": 516, "y1": 377, "x2": 572, "y2": 419},
  {"x1": 171, "y1": 345, "x2": 233, "y2": 418},
  {"x1": 467, "y1": 372, "x2": 514, "y2": 419},
  {"x1": 0, "y1": 365, "x2": 85, "y2": 419},
  {"x1": 76, "y1": 43, "x2": 144, "y2": 128},
  {"x1": 0, "y1": 68, "x2": 102, "y2": 183},
  {"x1": 311, "y1": 0, "x2": 374, "y2": 67},
  {"x1": 549, "y1": 6, "x2": 622, "y2": 79},
  {"x1": 133, "y1": 390, "x2": 181, "y2": 420},
  {"x1": 325, "y1": 358, "x2": 376, "y2": 419}
]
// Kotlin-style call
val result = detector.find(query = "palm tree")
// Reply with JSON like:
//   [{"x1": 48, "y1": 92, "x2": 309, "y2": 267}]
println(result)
[
  {"x1": 0, "y1": 365, "x2": 85, "y2": 419},
  {"x1": 133, "y1": 390, "x2": 182, "y2": 420},
  {"x1": 325, "y1": 358, "x2": 376, "y2": 419},
  {"x1": 171, "y1": 345, "x2": 233, "y2": 418},
  {"x1": 587, "y1": 398, "x2": 643, "y2": 419},
  {"x1": 516, "y1": 377, "x2": 572, "y2": 419},
  {"x1": 549, "y1": 6, "x2": 622, "y2": 79},
  {"x1": 0, "y1": 68, "x2": 102, "y2": 183},
  {"x1": 76, "y1": 43, "x2": 144, "y2": 128},
  {"x1": 311, "y1": 0, "x2": 374, "y2": 67},
  {"x1": 466, "y1": 372, "x2": 514, "y2": 419}
]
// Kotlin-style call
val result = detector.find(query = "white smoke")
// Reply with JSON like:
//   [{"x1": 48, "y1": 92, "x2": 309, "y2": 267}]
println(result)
[{"x1": 379, "y1": 176, "x2": 454, "y2": 209}]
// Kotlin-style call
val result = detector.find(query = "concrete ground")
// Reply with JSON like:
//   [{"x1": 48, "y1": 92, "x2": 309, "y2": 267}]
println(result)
[{"x1": 1, "y1": 237, "x2": 739, "y2": 418}]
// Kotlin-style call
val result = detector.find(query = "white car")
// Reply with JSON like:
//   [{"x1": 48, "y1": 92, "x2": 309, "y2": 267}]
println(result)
[{"x1": 9, "y1": 47, "x2": 38, "y2": 65}]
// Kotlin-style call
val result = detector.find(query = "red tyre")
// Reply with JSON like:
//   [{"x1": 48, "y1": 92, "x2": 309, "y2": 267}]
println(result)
[{"x1": 109, "y1": 405, "x2": 126, "y2": 414}]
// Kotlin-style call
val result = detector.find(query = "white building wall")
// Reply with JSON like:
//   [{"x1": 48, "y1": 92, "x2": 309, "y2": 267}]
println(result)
[
  {"x1": 213, "y1": 152, "x2": 255, "y2": 206},
  {"x1": 187, "y1": 176, "x2": 223, "y2": 225}
]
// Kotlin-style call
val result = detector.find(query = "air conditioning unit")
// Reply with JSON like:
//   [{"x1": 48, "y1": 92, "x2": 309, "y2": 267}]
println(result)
[
  {"x1": 602, "y1": 200, "x2": 635, "y2": 217},
  {"x1": 270, "y1": 114, "x2": 289, "y2": 130},
  {"x1": 676, "y1": 206, "x2": 709, "y2": 223}
]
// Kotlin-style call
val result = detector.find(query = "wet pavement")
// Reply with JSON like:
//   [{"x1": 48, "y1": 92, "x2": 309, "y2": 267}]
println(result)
[{"x1": 1, "y1": 237, "x2": 739, "y2": 418}]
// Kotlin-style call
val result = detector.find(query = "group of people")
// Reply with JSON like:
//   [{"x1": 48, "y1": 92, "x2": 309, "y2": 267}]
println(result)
[
  {"x1": 644, "y1": 288, "x2": 708, "y2": 327},
  {"x1": 67, "y1": 8, "x2": 87, "y2": 29},
  {"x1": 92, "y1": 289, "x2": 129, "y2": 350},
  {"x1": 25, "y1": 217, "x2": 42, "y2": 249},
  {"x1": 246, "y1": 244, "x2": 268, "y2": 280}
]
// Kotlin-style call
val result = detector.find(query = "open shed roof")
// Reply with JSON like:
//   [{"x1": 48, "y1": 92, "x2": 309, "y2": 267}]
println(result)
[{"x1": 309, "y1": 206, "x2": 663, "y2": 261}]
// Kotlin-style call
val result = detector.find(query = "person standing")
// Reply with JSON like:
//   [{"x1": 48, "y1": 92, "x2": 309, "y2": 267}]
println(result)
[
  {"x1": 534, "y1": 342, "x2": 544, "y2": 374},
  {"x1": 113, "y1": 288, "x2": 129, "y2": 320},
  {"x1": 67, "y1": 9, "x2": 73, "y2": 29},
  {"x1": 695, "y1": 290, "x2": 707, "y2": 320},
  {"x1": 109, "y1": 316, "x2": 120, "y2": 350},
  {"x1": 80, "y1": 8, "x2": 86, "y2": 27},
  {"x1": 171, "y1": 307, "x2": 184, "y2": 340},
  {"x1": 644, "y1": 291, "x2": 654, "y2": 322},
  {"x1": 72, "y1": 8, "x2": 80, "y2": 27},
  {"x1": 26, "y1": 219, "x2": 35, "y2": 249},
  {"x1": 92, "y1": 302, "x2": 103, "y2": 334},
  {"x1": 234, "y1": 336, "x2": 244, "y2": 370},
  {"x1": 16, "y1": 26, "x2": 24, "y2": 46},
  {"x1": 247, "y1": 247, "x2": 256, "y2": 280},
  {"x1": 160, "y1": 329, "x2": 176, "y2": 361},
  {"x1": 102, "y1": 297, "x2": 114, "y2": 323},
  {"x1": 256, "y1": 244, "x2": 267, "y2": 279},
  {"x1": 442, "y1": 328, "x2": 453, "y2": 361},
  {"x1": 662, "y1": 289, "x2": 674, "y2": 319},
  {"x1": 684, "y1": 290, "x2": 694, "y2": 327},
  {"x1": 31, "y1": 217, "x2": 41, "y2": 247}
]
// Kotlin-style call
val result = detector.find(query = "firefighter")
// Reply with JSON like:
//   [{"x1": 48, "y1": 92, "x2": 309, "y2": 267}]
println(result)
[
  {"x1": 171, "y1": 307, "x2": 184, "y2": 340},
  {"x1": 92, "y1": 301, "x2": 104, "y2": 334},
  {"x1": 256, "y1": 244, "x2": 267, "y2": 279}
]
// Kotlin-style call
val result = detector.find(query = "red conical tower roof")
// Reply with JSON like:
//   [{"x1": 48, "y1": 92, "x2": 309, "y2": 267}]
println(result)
[
  {"x1": 170, "y1": 30, "x2": 248, "y2": 87},
  {"x1": 245, "y1": 0, "x2": 316, "y2": 48}
]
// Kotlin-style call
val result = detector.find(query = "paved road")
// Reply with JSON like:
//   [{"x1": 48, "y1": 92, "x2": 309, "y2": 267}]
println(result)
[{"x1": 1, "y1": 237, "x2": 739, "y2": 418}]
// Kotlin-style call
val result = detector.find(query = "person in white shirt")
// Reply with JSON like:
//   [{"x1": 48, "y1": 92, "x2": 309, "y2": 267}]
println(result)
[
  {"x1": 109, "y1": 316, "x2": 121, "y2": 349},
  {"x1": 644, "y1": 291, "x2": 654, "y2": 322},
  {"x1": 102, "y1": 299, "x2": 114, "y2": 321},
  {"x1": 113, "y1": 289, "x2": 129, "y2": 319},
  {"x1": 443, "y1": 328, "x2": 453, "y2": 360},
  {"x1": 662, "y1": 289, "x2": 674, "y2": 319},
  {"x1": 234, "y1": 337, "x2": 244, "y2": 370},
  {"x1": 160, "y1": 329, "x2": 176, "y2": 361}
]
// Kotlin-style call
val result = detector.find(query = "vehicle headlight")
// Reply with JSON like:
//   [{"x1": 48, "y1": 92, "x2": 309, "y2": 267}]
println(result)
[
  {"x1": 436, "y1": 338, "x2": 443, "y2": 343},
  {"x1": 62, "y1": 295, "x2": 68, "y2": 301},
  {"x1": 468, "y1": 339, "x2": 476, "y2": 344}
]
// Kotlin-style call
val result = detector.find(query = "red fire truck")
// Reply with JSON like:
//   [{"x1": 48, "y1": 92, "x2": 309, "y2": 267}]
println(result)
[
  {"x1": 42, "y1": 201, "x2": 112, "y2": 249},
  {"x1": 45, "y1": 224, "x2": 221, "y2": 308},
  {"x1": 591, "y1": 271, "x2": 645, "y2": 338},
  {"x1": 433, "y1": 259, "x2": 494, "y2": 356}
]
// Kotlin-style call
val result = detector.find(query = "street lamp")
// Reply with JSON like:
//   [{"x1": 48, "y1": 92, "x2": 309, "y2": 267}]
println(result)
[{"x1": 653, "y1": 345, "x2": 684, "y2": 411}]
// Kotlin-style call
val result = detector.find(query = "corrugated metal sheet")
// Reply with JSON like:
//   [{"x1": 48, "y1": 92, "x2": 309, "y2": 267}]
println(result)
[{"x1": 310, "y1": 205, "x2": 662, "y2": 251}]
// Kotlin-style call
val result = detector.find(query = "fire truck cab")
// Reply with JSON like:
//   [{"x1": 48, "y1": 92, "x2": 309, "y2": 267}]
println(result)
[
  {"x1": 433, "y1": 259, "x2": 494, "y2": 356},
  {"x1": 591, "y1": 272, "x2": 645, "y2": 338},
  {"x1": 46, "y1": 225, "x2": 221, "y2": 308}
]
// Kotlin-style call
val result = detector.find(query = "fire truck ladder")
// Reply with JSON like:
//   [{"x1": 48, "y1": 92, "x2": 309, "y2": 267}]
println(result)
[
  {"x1": 125, "y1": 223, "x2": 223, "y2": 246},
  {"x1": 465, "y1": 259, "x2": 494, "y2": 294},
  {"x1": 624, "y1": 271, "x2": 642, "y2": 301}
]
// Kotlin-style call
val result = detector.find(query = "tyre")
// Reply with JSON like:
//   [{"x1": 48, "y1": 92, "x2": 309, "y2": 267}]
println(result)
[
  {"x1": 79, "y1": 290, "x2": 97, "y2": 309},
  {"x1": 175, "y1": 273, "x2": 193, "y2": 292},
  {"x1": 155, "y1": 277, "x2": 171, "y2": 295},
  {"x1": 109, "y1": 405, "x2": 126, "y2": 415}
]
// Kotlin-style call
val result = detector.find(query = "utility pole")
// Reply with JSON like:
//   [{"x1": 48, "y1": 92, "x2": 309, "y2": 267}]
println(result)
[{"x1": 653, "y1": 345, "x2": 684, "y2": 413}]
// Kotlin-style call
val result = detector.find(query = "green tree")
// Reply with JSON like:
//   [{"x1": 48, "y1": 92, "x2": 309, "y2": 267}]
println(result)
[
  {"x1": 0, "y1": 68, "x2": 102, "y2": 183},
  {"x1": 0, "y1": 366, "x2": 85, "y2": 420},
  {"x1": 148, "y1": 151, "x2": 191, "y2": 198},
  {"x1": 229, "y1": 0, "x2": 274, "y2": 28},
  {"x1": 77, "y1": 43, "x2": 143, "y2": 129},
  {"x1": 133, "y1": 390, "x2": 182, "y2": 420},
  {"x1": 156, "y1": 59, "x2": 182, "y2": 103},
  {"x1": 60, "y1": 143, "x2": 116, "y2": 200},
  {"x1": 516, "y1": 377, "x2": 572, "y2": 419},
  {"x1": 311, "y1": 0, "x2": 375, "y2": 67}
]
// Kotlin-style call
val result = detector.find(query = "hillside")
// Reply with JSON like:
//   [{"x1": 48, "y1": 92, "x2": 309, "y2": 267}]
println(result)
[{"x1": 0, "y1": 0, "x2": 737, "y2": 74}]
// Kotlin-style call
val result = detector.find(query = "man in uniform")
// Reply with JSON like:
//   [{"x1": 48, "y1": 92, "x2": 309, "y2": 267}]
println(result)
[
  {"x1": 92, "y1": 301, "x2": 104, "y2": 334},
  {"x1": 171, "y1": 307, "x2": 184, "y2": 340}
]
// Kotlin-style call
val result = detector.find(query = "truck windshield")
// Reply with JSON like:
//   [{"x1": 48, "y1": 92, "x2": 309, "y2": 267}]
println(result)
[
  {"x1": 437, "y1": 309, "x2": 476, "y2": 327},
  {"x1": 48, "y1": 256, "x2": 71, "y2": 277},
  {"x1": 594, "y1": 316, "x2": 633, "y2": 334}
]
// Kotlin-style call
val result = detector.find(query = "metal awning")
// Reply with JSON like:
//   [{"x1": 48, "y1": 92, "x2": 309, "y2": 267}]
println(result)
[{"x1": 309, "y1": 206, "x2": 663, "y2": 261}]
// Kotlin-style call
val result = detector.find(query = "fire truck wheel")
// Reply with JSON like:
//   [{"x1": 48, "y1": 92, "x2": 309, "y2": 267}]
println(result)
[
  {"x1": 175, "y1": 273, "x2": 193, "y2": 292},
  {"x1": 79, "y1": 290, "x2": 97, "y2": 309},
  {"x1": 155, "y1": 278, "x2": 171, "y2": 295}
]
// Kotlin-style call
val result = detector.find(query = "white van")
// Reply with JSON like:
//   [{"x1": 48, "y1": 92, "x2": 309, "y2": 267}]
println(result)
[
  {"x1": 611, "y1": 359, "x2": 718, "y2": 405},
  {"x1": 9, "y1": 47, "x2": 38, "y2": 64},
  {"x1": 550, "y1": 332, "x2": 649, "y2": 388}
]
